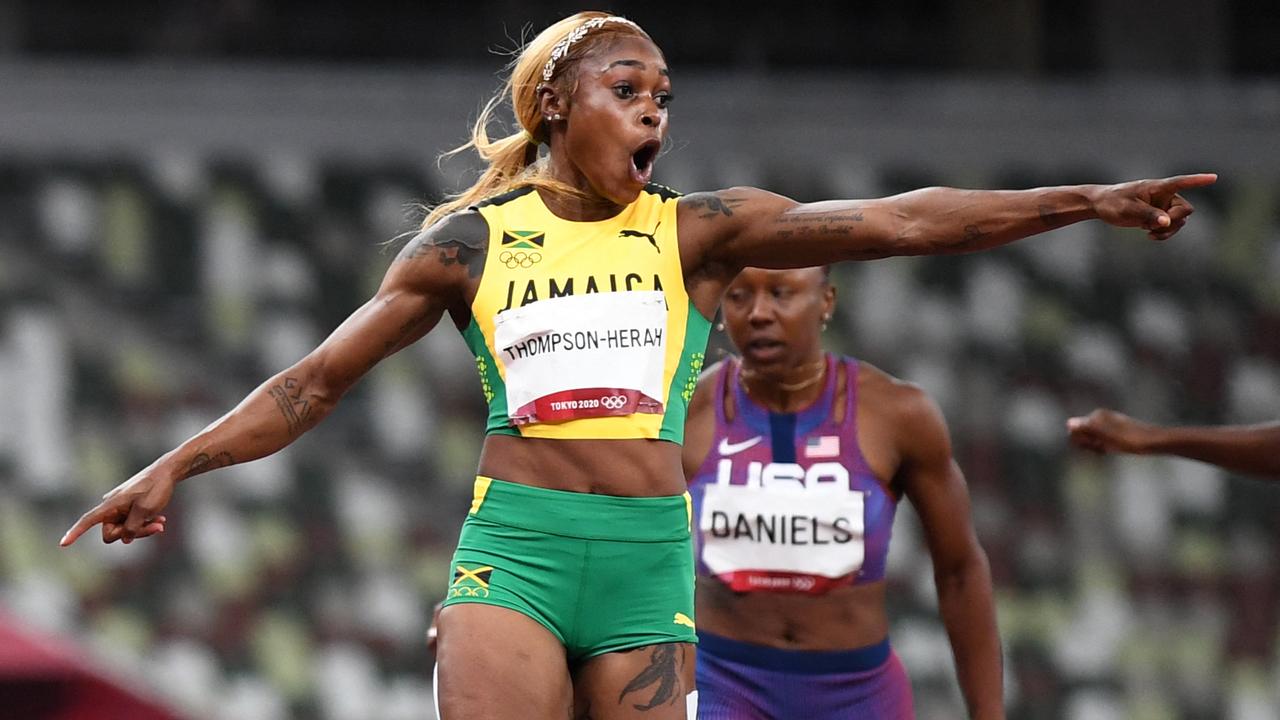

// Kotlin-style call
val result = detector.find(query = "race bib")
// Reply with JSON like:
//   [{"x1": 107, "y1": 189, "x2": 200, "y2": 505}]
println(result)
[
  {"x1": 494, "y1": 291, "x2": 667, "y2": 425},
  {"x1": 699, "y1": 484, "x2": 865, "y2": 594}
]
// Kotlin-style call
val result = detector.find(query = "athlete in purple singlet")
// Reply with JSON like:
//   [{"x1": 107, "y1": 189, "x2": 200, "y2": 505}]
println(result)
[{"x1": 683, "y1": 267, "x2": 1004, "y2": 719}]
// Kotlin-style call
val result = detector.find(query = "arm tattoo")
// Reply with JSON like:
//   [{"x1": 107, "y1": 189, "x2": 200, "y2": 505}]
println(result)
[
  {"x1": 683, "y1": 192, "x2": 747, "y2": 219},
  {"x1": 186, "y1": 451, "x2": 234, "y2": 478},
  {"x1": 396, "y1": 215, "x2": 488, "y2": 279},
  {"x1": 381, "y1": 312, "x2": 429, "y2": 359},
  {"x1": 617, "y1": 644, "x2": 682, "y2": 711},
  {"x1": 963, "y1": 224, "x2": 988, "y2": 244},
  {"x1": 268, "y1": 377, "x2": 312, "y2": 435},
  {"x1": 772, "y1": 208, "x2": 865, "y2": 239}
]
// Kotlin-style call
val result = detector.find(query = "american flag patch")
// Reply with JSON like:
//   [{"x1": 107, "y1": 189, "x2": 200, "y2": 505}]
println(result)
[{"x1": 804, "y1": 435, "x2": 840, "y2": 458}]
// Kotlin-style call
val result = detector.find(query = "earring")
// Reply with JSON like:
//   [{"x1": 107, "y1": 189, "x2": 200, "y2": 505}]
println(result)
[
  {"x1": 552, "y1": 113, "x2": 563, "y2": 121},
  {"x1": 821, "y1": 314, "x2": 831, "y2": 331},
  {"x1": 715, "y1": 322, "x2": 725, "y2": 332}
]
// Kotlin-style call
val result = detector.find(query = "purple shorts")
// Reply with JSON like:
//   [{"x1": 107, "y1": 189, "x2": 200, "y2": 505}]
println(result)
[{"x1": 696, "y1": 632, "x2": 914, "y2": 719}]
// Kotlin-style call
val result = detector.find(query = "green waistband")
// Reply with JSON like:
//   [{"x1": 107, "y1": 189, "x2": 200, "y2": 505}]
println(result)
[{"x1": 469, "y1": 476, "x2": 691, "y2": 542}]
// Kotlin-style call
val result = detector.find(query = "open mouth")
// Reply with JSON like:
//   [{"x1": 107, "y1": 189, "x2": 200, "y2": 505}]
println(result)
[
  {"x1": 629, "y1": 140, "x2": 660, "y2": 184},
  {"x1": 744, "y1": 338, "x2": 786, "y2": 361}
]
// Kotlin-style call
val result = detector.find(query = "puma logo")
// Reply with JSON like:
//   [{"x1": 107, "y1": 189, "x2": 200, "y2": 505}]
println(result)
[
  {"x1": 673, "y1": 612, "x2": 696, "y2": 630},
  {"x1": 619, "y1": 222, "x2": 660, "y2": 252}
]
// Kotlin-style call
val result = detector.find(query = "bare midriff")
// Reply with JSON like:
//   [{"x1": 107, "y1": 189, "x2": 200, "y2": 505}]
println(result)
[
  {"x1": 695, "y1": 576, "x2": 890, "y2": 651},
  {"x1": 478, "y1": 434, "x2": 687, "y2": 497}
]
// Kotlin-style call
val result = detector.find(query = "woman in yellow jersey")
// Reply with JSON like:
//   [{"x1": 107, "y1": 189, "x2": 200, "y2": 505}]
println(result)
[{"x1": 61, "y1": 10, "x2": 1212, "y2": 720}]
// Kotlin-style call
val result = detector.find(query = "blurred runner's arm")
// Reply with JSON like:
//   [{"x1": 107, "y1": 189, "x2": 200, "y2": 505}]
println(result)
[
  {"x1": 1068, "y1": 409, "x2": 1280, "y2": 478},
  {"x1": 60, "y1": 211, "x2": 486, "y2": 546}
]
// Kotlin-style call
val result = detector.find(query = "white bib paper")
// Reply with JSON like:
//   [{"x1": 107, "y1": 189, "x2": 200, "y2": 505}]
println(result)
[
  {"x1": 700, "y1": 483, "x2": 865, "y2": 593},
  {"x1": 493, "y1": 291, "x2": 667, "y2": 424}
]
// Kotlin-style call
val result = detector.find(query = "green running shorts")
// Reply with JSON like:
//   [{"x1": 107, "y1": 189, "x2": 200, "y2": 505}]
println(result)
[{"x1": 442, "y1": 476, "x2": 697, "y2": 660}]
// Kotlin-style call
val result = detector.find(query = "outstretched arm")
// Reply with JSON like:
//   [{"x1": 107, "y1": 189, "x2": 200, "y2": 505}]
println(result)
[
  {"x1": 1068, "y1": 409, "x2": 1280, "y2": 479},
  {"x1": 678, "y1": 174, "x2": 1215, "y2": 276},
  {"x1": 61, "y1": 210, "x2": 487, "y2": 546},
  {"x1": 897, "y1": 384, "x2": 1003, "y2": 720}
]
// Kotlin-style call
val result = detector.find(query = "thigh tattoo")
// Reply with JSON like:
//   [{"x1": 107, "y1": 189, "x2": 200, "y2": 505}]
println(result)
[{"x1": 617, "y1": 644, "x2": 684, "y2": 712}]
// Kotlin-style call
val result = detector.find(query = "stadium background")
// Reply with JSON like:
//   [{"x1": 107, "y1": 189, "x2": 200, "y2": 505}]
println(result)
[{"x1": 1, "y1": 1, "x2": 1279, "y2": 718}]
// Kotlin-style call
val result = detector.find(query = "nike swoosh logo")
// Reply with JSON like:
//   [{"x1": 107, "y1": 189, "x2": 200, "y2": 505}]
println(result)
[{"x1": 718, "y1": 436, "x2": 762, "y2": 456}]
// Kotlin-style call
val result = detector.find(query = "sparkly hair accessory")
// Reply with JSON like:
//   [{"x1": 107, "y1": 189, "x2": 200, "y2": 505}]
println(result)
[{"x1": 541, "y1": 16, "x2": 642, "y2": 82}]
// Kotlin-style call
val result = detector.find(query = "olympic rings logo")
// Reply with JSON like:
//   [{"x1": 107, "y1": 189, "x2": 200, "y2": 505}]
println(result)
[
  {"x1": 499, "y1": 250, "x2": 542, "y2": 268},
  {"x1": 448, "y1": 586, "x2": 490, "y2": 599},
  {"x1": 600, "y1": 395, "x2": 627, "y2": 410}
]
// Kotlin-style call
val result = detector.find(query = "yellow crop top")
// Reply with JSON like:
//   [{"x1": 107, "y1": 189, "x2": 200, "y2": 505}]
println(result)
[{"x1": 461, "y1": 183, "x2": 711, "y2": 442}]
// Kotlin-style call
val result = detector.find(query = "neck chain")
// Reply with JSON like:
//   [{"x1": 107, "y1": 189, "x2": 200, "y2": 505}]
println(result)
[{"x1": 740, "y1": 358, "x2": 826, "y2": 394}]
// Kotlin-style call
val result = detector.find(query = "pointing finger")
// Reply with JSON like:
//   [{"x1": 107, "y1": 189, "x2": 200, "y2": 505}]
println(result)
[
  {"x1": 1163, "y1": 173, "x2": 1217, "y2": 190},
  {"x1": 1149, "y1": 176, "x2": 1215, "y2": 212},
  {"x1": 62, "y1": 504, "x2": 116, "y2": 547}
]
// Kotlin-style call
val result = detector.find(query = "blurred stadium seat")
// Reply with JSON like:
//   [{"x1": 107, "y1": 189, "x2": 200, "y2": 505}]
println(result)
[{"x1": 2, "y1": 11, "x2": 1279, "y2": 715}]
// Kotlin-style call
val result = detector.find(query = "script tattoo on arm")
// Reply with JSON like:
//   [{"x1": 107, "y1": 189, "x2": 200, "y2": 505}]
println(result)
[
  {"x1": 770, "y1": 208, "x2": 865, "y2": 240},
  {"x1": 616, "y1": 644, "x2": 683, "y2": 711},
  {"x1": 763, "y1": 207, "x2": 889, "y2": 260},
  {"x1": 269, "y1": 377, "x2": 312, "y2": 435}
]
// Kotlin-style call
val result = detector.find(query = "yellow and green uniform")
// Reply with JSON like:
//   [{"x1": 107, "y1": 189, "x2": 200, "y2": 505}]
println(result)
[
  {"x1": 463, "y1": 183, "x2": 711, "y2": 440},
  {"x1": 444, "y1": 184, "x2": 707, "y2": 658}
]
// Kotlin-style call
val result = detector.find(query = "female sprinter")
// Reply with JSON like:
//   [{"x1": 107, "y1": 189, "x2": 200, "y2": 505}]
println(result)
[
  {"x1": 684, "y1": 266, "x2": 1000, "y2": 719},
  {"x1": 62, "y1": 10, "x2": 1210, "y2": 720}
]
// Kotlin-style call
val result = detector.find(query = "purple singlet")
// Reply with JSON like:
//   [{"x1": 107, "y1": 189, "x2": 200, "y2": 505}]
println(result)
[
  {"x1": 689, "y1": 354, "x2": 915, "y2": 719},
  {"x1": 688, "y1": 354, "x2": 898, "y2": 595}
]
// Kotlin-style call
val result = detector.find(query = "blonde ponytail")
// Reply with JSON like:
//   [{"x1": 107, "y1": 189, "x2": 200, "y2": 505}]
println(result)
[{"x1": 422, "y1": 11, "x2": 651, "y2": 229}]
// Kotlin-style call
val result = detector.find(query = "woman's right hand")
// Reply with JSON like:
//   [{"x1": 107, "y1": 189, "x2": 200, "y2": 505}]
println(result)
[
  {"x1": 60, "y1": 467, "x2": 174, "y2": 546},
  {"x1": 1066, "y1": 409, "x2": 1153, "y2": 455},
  {"x1": 57, "y1": 211, "x2": 481, "y2": 549}
]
